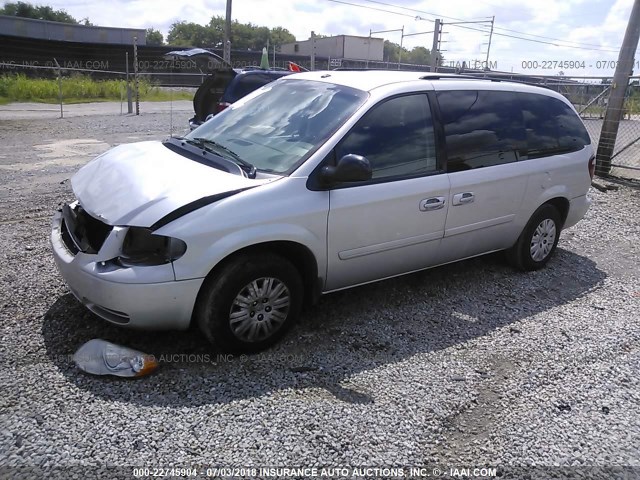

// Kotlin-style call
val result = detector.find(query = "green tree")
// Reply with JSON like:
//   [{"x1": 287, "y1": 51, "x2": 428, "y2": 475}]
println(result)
[
  {"x1": 383, "y1": 40, "x2": 408, "y2": 63},
  {"x1": 167, "y1": 21, "x2": 216, "y2": 47},
  {"x1": 146, "y1": 27, "x2": 164, "y2": 46},
  {"x1": 206, "y1": 16, "x2": 227, "y2": 48},
  {"x1": 0, "y1": 1, "x2": 80, "y2": 23},
  {"x1": 383, "y1": 40, "x2": 440, "y2": 66},
  {"x1": 405, "y1": 46, "x2": 431, "y2": 65},
  {"x1": 269, "y1": 27, "x2": 295, "y2": 49},
  {"x1": 167, "y1": 16, "x2": 295, "y2": 51}
]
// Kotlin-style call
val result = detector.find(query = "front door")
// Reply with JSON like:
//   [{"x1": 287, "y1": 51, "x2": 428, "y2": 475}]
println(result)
[{"x1": 325, "y1": 93, "x2": 450, "y2": 291}]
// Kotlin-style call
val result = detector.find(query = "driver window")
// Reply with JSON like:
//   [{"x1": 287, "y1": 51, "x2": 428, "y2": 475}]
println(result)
[{"x1": 336, "y1": 94, "x2": 437, "y2": 179}]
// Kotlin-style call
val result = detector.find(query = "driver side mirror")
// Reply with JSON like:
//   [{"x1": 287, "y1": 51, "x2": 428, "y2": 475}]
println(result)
[{"x1": 320, "y1": 154, "x2": 372, "y2": 186}]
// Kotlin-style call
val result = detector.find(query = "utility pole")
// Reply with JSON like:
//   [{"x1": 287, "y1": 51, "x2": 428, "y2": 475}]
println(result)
[
  {"x1": 430, "y1": 19, "x2": 441, "y2": 72},
  {"x1": 224, "y1": 0, "x2": 232, "y2": 64},
  {"x1": 310, "y1": 31, "x2": 316, "y2": 70},
  {"x1": 398, "y1": 26, "x2": 404, "y2": 69},
  {"x1": 367, "y1": 29, "x2": 371, "y2": 68},
  {"x1": 485, "y1": 16, "x2": 495, "y2": 68},
  {"x1": 596, "y1": 0, "x2": 640, "y2": 175}
]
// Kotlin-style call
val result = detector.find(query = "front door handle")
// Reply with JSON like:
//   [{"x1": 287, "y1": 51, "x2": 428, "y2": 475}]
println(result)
[
  {"x1": 419, "y1": 196, "x2": 446, "y2": 211},
  {"x1": 452, "y1": 192, "x2": 475, "y2": 206}
]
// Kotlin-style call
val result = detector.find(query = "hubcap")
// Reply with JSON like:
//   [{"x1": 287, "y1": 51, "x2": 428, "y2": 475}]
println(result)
[
  {"x1": 530, "y1": 218, "x2": 556, "y2": 262},
  {"x1": 228, "y1": 277, "x2": 290, "y2": 342}
]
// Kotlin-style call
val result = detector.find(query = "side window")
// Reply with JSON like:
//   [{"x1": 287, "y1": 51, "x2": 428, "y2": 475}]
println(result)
[
  {"x1": 229, "y1": 74, "x2": 273, "y2": 101},
  {"x1": 437, "y1": 90, "x2": 525, "y2": 172},
  {"x1": 522, "y1": 93, "x2": 591, "y2": 158},
  {"x1": 336, "y1": 94, "x2": 437, "y2": 180}
]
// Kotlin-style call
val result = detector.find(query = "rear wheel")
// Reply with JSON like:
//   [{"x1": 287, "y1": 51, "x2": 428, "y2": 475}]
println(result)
[
  {"x1": 196, "y1": 253, "x2": 303, "y2": 352},
  {"x1": 507, "y1": 204, "x2": 562, "y2": 271}
]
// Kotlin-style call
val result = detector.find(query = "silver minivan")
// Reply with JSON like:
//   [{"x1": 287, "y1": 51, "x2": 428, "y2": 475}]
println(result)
[{"x1": 51, "y1": 71, "x2": 594, "y2": 352}]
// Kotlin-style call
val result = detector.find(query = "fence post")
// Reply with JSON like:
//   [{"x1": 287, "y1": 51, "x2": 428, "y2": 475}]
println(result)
[
  {"x1": 596, "y1": 0, "x2": 640, "y2": 176},
  {"x1": 310, "y1": 31, "x2": 316, "y2": 71},
  {"x1": 133, "y1": 36, "x2": 140, "y2": 116},
  {"x1": 53, "y1": 58, "x2": 63, "y2": 118},
  {"x1": 126, "y1": 52, "x2": 132, "y2": 114}
]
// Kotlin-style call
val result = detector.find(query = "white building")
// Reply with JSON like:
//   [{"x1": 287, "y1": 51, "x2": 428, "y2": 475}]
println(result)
[{"x1": 280, "y1": 34, "x2": 384, "y2": 62}]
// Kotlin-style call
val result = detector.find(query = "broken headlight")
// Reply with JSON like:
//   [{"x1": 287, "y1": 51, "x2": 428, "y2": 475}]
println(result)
[{"x1": 118, "y1": 227, "x2": 187, "y2": 267}]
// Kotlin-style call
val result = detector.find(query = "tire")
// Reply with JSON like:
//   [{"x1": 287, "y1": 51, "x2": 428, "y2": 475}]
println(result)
[
  {"x1": 195, "y1": 253, "x2": 303, "y2": 353},
  {"x1": 507, "y1": 204, "x2": 562, "y2": 271}
]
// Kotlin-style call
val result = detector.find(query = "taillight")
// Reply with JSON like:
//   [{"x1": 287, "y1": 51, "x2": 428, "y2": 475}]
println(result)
[
  {"x1": 216, "y1": 102, "x2": 231, "y2": 113},
  {"x1": 588, "y1": 155, "x2": 595, "y2": 180}
]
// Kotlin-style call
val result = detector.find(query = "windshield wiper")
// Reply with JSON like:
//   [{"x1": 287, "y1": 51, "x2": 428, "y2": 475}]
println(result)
[{"x1": 190, "y1": 137, "x2": 257, "y2": 178}]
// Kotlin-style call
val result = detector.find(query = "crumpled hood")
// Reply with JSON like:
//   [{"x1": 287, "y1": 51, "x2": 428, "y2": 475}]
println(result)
[{"x1": 72, "y1": 141, "x2": 267, "y2": 227}]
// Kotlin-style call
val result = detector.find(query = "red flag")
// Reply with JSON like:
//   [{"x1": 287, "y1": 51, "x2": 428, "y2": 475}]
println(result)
[{"x1": 288, "y1": 61, "x2": 303, "y2": 72}]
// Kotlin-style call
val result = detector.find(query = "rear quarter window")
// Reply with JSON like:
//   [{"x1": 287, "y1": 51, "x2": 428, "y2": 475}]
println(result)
[
  {"x1": 437, "y1": 89, "x2": 591, "y2": 171},
  {"x1": 521, "y1": 93, "x2": 591, "y2": 158}
]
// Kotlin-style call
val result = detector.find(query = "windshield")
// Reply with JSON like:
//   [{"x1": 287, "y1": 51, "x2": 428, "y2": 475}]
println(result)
[{"x1": 185, "y1": 79, "x2": 368, "y2": 174}]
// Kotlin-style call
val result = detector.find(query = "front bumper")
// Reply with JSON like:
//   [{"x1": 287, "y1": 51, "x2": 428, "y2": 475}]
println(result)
[{"x1": 51, "y1": 211, "x2": 203, "y2": 330}]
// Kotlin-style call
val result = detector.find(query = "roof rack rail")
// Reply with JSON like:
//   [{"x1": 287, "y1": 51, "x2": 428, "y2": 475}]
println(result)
[
  {"x1": 333, "y1": 67, "x2": 383, "y2": 71},
  {"x1": 436, "y1": 73, "x2": 553, "y2": 90},
  {"x1": 332, "y1": 67, "x2": 426, "y2": 72},
  {"x1": 420, "y1": 74, "x2": 503, "y2": 82},
  {"x1": 421, "y1": 73, "x2": 548, "y2": 87}
]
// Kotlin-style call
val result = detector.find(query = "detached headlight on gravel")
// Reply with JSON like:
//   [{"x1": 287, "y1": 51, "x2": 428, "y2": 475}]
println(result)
[{"x1": 117, "y1": 227, "x2": 187, "y2": 267}]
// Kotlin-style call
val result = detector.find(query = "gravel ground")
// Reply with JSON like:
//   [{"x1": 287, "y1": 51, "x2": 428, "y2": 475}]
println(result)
[{"x1": 0, "y1": 104, "x2": 639, "y2": 479}]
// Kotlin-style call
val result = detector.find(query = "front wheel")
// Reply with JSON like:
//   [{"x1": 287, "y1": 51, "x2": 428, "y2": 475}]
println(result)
[
  {"x1": 196, "y1": 253, "x2": 303, "y2": 352},
  {"x1": 507, "y1": 204, "x2": 562, "y2": 271}
]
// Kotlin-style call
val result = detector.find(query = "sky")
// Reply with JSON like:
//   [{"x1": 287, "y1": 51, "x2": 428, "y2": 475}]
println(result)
[{"x1": 20, "y1": 0, "x2": 636, "y2": 77}]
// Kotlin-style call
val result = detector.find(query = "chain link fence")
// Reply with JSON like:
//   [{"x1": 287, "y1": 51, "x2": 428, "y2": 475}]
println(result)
[
  {"x1": 0, "y1": 61, "x2": 204, "y2": 117},
  {"x1": 540, "y1": 76, "x2": 640, "y2": 180},
  {"x1": 2, "y1": 55, "x2": 639, "y2": 180}
]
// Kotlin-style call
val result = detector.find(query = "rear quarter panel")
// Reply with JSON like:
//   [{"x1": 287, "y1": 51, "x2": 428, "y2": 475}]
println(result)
[{"x1": 514, "y1": 145, "x2": 593, "y2": 233}]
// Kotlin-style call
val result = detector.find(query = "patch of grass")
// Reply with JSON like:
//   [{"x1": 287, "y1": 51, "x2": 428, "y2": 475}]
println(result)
[{"x1": 0, "y1": 74, "x2": 193, "y2": 103}]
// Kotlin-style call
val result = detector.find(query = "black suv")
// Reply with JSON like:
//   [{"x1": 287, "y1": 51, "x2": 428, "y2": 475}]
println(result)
[{"x1": 166, "y1": 49, "x2": 292, "y2": 129}]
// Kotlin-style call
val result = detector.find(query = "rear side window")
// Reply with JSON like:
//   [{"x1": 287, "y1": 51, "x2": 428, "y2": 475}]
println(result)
[
  {"x1": 437, "y1": 90, "x2": 525, "y2": 172},
  {"x1": 521, "y1": 93, "x2": 591, "y2": 158},
  {"x1": 227, "y1": 74, "x2": 276, "y2": 101}
]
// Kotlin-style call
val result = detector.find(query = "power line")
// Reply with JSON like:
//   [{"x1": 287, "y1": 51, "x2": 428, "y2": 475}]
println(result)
[
  {"x1": 357, "y1": 0, "x2": 473, "y2": 22},
  {"x1": 491, "y1": 25, "x2": 608, "y2": 48},
  {"x1": 325, "y1": 0, "x2": 423, "y2": 19},
  {"x1": 327, "y1": 0, "x2": 620, "y2": 52},
  {"x1": 448, "y1": 23, "x2": 619, "y2": 52},
  {"x1": 359, "y1": 0, "x2": 614, "y2": 49}
]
